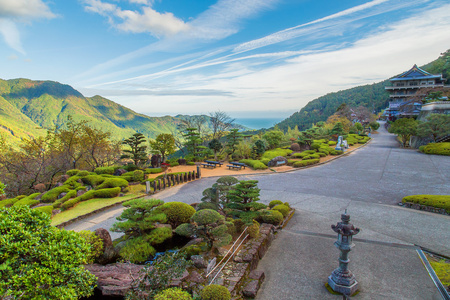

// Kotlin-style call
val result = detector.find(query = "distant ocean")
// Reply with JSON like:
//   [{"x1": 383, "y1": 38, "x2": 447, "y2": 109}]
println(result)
[{"x1": 235, "y1": 118, "x2": 284, "y2": 130}]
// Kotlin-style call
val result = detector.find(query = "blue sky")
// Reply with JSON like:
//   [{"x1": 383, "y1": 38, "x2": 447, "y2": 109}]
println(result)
[{"x1": 1, "y1": 0, "x2": 450, "y2": 119}]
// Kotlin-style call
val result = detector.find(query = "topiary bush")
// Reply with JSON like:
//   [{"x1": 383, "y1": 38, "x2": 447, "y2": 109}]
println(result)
[
  {"x1": 310, "y1": 143, "x2": 321, "y2": 150},
  {"x1": 121, "y1": 170, "x2": 145, "y2": 182},
  {"x1": 191, "y1": 209, "x2": 224, "y2": 225},
  {"x1": 95, "y1": 178, "x2": 129, "y2": 190},
  {"x1": 41, "y1": 186, "x2": 71, "y2": 203},
  {"x1": 272, "y1": 204, "x2": 290, "y2": 217},
  {"x1": 61, "y1": 187, "x2": 121, "y2": 210},
  {"x1": 12, "y1": 193, "x2": 41, "y2": 208},
  {"x1": 78, "y1": 230, "x2": 104, "y2": 264},
  {"x1": 201, "y1": 284, "x2": 231, "y2": 300},
  {"x1": 293, "y1": 159, "x2": 320, "y2": 167},
  {"x1": 196, "y1": 202, "x2": 219, "y2": 211},
  {"x1": 94, "y1": 166, "x2": 115, "y2": 175},
  {"x1": 145, "y1": 168, "x2": 163, "y2": 174},
  {"x1": 154, "y1": 287, "x2": 193, "y2": 300},
  {"x1": 33, "y1": 205, "x2": 53, "y2": 216},
  {"x1": 402, "y1": 194, "x2": 450, "y2": 213},
  {"x1": 247, "y1": 220, "x2": 260, "y2": 238},
  {"x1": 53, "y1": 190, "x2": 77, "y2": 208},
  {"x1": 302, "y1": 154, "x2": 320, "y2": 160},
  {"x1": 328, "y1": 141, "x2": 337, "y2": 146},
  {"x1": 77, "y1": 170, "x2": 90, "y2": 177},
  {"x1": 419, "y1": 142, "x2": 450, "y2": 156},
  {"x1": 66, "y1": 169, "x2": 80, "y2": 176},
  {"x1": 257, "y1": 210, "x2": 283, "y2": 225},
  {"x1": 239, "y1": 159, "x2": 268, "y2": 170},
  {"x1": 119, "y1": 236, "x2": 157, "y2": 263},
  {"x1": 269, "y1": 200, "x2": 283, "y2": 208},
  {"x1": 81, "y1": 175, "x2": 106, "y2": 187},
  {"x1": 160, "y1": 202, "x2": 196, "y2": 227}
]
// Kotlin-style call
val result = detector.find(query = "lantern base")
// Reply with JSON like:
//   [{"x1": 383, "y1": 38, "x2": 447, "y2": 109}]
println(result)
[{"x1": 328, "y1": 276, "x2": 359, "y2": 296}]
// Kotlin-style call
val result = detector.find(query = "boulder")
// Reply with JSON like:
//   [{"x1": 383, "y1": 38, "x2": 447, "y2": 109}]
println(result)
[
  {"x1": 267, "y1": 156, "x2": 288, "y2": 167},
  {"x1": 77, "y1": 190, "x2": 86, "y2": 197},
  {"x1": 57, "y1": 192, "x2": 67, "y2": 199},
  {"x1": 114, "y1": 169, "x2": 127, "y2": 176},
  {"x1": 191, "y1": 255, "x2": 207, "y2": 269},
  {"x1": 94, "y1": 228, "x2": 117, "y2": 264}
]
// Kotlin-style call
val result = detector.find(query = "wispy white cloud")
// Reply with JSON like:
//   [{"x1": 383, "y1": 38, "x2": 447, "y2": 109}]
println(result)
[
  {"x1": 0, "y1": 0, "x2": 55, "y2": 54},
  {"x1": 83, "y1": 0, "x2": 189, "y2": 38}
]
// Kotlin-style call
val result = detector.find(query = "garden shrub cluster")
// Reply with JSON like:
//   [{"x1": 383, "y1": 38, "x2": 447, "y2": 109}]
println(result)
[
  {"x1": 159, "y1": 201, "x2": 196, "y2": 227},
  {"x1": 239, "y1": 159, "x2": 268, "y2": 170},
  {"x1": 155, "y1": 287, "x2": 193, "y2": 300},
  {"x1": 261, "y1": 148, "x2": 293, "y2": 161},
  {"x1": 12, "y1": 193, "x2": 41, "y2": 207},
  {"x1": 419, "y1": 143, "x2": 450, "y2": 156},
  {"x1": 402, "y1": 194, "x2": 450, "y2": 213},
  {"x1": 272, "y1": 204, "x2": 290, "y2": 217},
  {"x1": 293, "y1": 159, "x2": 320, "y2": 167},
  {"x1": 145, "y1": 168, "x2": 163, "y2": 174},
  {"x1": 201, "y1": 284, "x2": 231, "y2": 300},
  {"x1": 61, "y1": 187, "x2": 121, "y2": 210}
]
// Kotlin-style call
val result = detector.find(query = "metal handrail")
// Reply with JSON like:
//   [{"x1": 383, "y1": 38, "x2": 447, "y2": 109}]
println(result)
[{"x1": 206, "y1": 226, "x2": 248, "y2": 278}]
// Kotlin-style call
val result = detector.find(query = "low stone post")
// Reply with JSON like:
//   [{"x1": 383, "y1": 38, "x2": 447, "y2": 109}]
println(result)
[
  {"x1": 328, "y1": 210, "x2": 360, "y2": 296},
  {"x1": 197, "y1": 165, "x2": 201, "y2": 178}
]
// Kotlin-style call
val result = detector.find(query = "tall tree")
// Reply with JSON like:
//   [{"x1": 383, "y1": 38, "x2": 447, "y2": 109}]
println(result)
[
  {"x1": 389, "y1": 118, "x2": 418, "y2": 147},
  {"x1": 149, "y1": 133, "x2": 176, "y2": 162},
  {"x1": 417, "y1": 114, "x2": 450, "y2": 142},
  {"x1": 121, "y1": 133, "x2": 148, "y2": 166},
  {"x1": 225, "y1": 129, "x2": 243, "y2": 157},
  {"x1": 209, "y1": 110, "x2": 235, "y2": 139}
]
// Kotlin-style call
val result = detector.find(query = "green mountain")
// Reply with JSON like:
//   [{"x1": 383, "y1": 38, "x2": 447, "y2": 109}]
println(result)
[
  {"x1": 0, "y1": 78, "x2": 210, "y2": 145},
  {"x1": 277, "y1": 50, "x2": 450, "y2": 131}
]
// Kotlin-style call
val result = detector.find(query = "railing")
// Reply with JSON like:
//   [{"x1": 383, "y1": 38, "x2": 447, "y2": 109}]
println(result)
[{"x1": 206, "y1": 227, "x2": 249, "y2": 285}]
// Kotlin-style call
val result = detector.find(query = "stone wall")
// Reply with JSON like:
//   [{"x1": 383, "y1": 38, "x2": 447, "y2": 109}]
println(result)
[{"x1": 402, "y1": 202, "x2": 449, "y2": 216}]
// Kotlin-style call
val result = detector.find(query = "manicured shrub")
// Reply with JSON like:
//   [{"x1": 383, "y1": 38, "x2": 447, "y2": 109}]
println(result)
[
  {"x1": 232, "y1": 218, "x2": 245, "y2": 233},
  {"x1": 402, "y1": 195, "x2": 450, "y2": 213},
  {"x1": 187, "y1": 162, "x2": 196, "y2": 165},
  {"x1": 169, "y1": 162, "x2": 179, "y2": 167},
  {"x1": 260, "y1": 158, "x2": 271, "y2": 166},
  {"x1": 328, "y1": 141, "x2": 337, "y2": 146},
  {"x1": 95, "y1": 178, "x2": 128, "y2": 190},
  {"x1": 247, "y1": 220, "x2": 260, "y2": 238},
  {"x1": 53, "y1": 190, "x2": 77, "y2": 208},
  {"x1": 293, "y1": 159, "x2": 320, "y2": 168},
  {"x1": 33, "y1": 205, "x2": 53, "y2": 216},
  {"x1": 77, "y1": 170, "x2": 90, "y2": 177},
  {"x1": 145, "y1": 168, "x2": 163, "y2": 174},
  {"x1": 121, "y1": 170, "x2": 145, "y2": 182},
  {"x1": 119, "y1": 236, "x2": 156, "y2": 263},
  {"x1": 61, "y1": 187, "x2": 121, "y2": 210},
  {"x1": 94, "y1": 187, "x2": 121, "y2": 198},
  {"x1": 302, "y1": 154, "x2": 320, "y2": 160},
  {"x1": 318, "y1": 148, "x2": 330, "y2": 155},
  {"x1": 201, "y1": 284, "x2": 231, "y2": 300},
  {"x1": 239, "y1": 159, "x2": 268, "y2": 170},
  {"x1": 160, "y1": 202, "x2": 196, "y2": 227},
  {"x1": 94, "y1": 166, "x2": 115, "y2": 175},
  {"x1": 310, "y1": 143, "x2": 321, "y2": 150},
  {"x1": 13, "y1": 193, "x2": 41, "y2": 207},
  {"x1": 78, "y1": 230, "x2": 104, "y2": 264},
  {"x1": 269, "y1": 200, "x2": 283, "y2": 208},
  {"x1": 257, "y1": 210, "x2": 283, "y2": 225},
  {"x1": 196, "y1": 202, "x2": 218, "y2": 211},
  {"x1": 272, "y1": 204, "x2": 290, "y2": 217},
  {"x1": 41, "y1": 186, "x2": 71, "y2": 203},
  {"x1": 66, "y1": 169, "x2": 80, "y2": 176},
  {"x1": 155, "y1": 287, "x2": 193, "y2": 300},
  {"x1": 0, "y1": 196, "x2": 25, "y2": 208},
  {"x1": 420, "y1": 143, "x2": 450, "y2": 156},
  {"x1": 261, "y1": 148, "x2": 293, "y2": 160},
  {"x1": 317, "y1": 152, "x2": 327, "y2": 157},
  {"x1": 191, "y1": 209, "x2": 224, "y2": 225},
  {"x1": 81, "y1": 175, "x2": 105, "y2": 187},
  {"x1": 123, "y1": 164, "x2": 138, "y2": 171}
]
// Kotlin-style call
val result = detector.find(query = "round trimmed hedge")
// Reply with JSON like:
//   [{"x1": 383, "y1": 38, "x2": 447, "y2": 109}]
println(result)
[
  {"x1": 161, "y1": 202, "x2": 196, "y2": 227},
  {"x1": 155, "y1": 287, "x2": 192, "y2": 300},
  {"x1": 269, "y1": 200, "x2": 283, "y2": 209},
  {"x1": 201, "y1": 284, "x2": 231, "y2": 300},
  {"x1": 272, "y1": 204, "x2": 290, "y2": 217},
  {"x1": 191, "y1": 209, "x2": 224, "y2": 225}
]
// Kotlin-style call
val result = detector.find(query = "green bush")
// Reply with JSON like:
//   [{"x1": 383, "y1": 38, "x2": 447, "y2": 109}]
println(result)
[
  {"x1": 95, "y1": 178, "x2": 129, "y2": 190},
  {"x1": 260, "y1": 158, "x2": 271, "y2": 166},
  {"x1": 269, "y1": 200, "x2": 283, "y2": 208},
  {"x1": 419, "y1": 143, "x2": 450, "y2": 156},
  {"x1": 119, "y1": 236, "x2": 156, "y2": 263},
  {"x1": 78, "y1": 230, "x2": 104, "y2": 264},
  {"x1": 13, "y1": 193, "x2": 41, "y2": 207},
  {"x1": 302, "y1": 154, "x2": 320, "y2": 160},
  {"x1": 81, "y1": 175, "x2": 106, "y2": 187},
  {"x1": 191, "y1": 209, "x2": 224, "y2": 225},
  {"x1": 239, "y1": 159, "x2": 268, "y2": 170},
  {"x1": 33, "y1": 205, "x2": 53, "y2": 216},
  {"x1": 53, "y1": 190, "x2": 77, "y2": 208},
  {"x1": 293, "y1": 159, "x2": 320, "y2": 168},
  {"x1": 247, "y1": 220, "x2": 260, "y2": 238},
  {"x1": 402, "y1": 195, "x2": 450, "y2": 213},
  {"x1": 328, "y1": 141, "x2": 337, "y2": 146},
  {"x1": 186, "y1": 162, "x2": 196, "y2": 166},
  {"x1": 155, "y1": 287, "x2": 193, "y2": 300},
  {"x1": 121, "y1": 170, "x2": 145, "y2": 182},
  {"x1": 0, "y1": 196, "x2": 26, "y2": 208},
  {"x1": 201, "y1": 284, "x2": 231, "y2": 300},
  {"x1": 94, "y1": 166, "x2": 115, "y2": 175},
  {"x1": 317, "y1": 152, "x2": 327, "y2": 157},
  {"x1": 66, "y1": 169, "x2": 80, "y2": 176},
  {"x1": 77, "y1": 170, "x2": 90, "y2": 177},
  {"x1": 419, "y1": 145, "x2": 426, "y2": 152},
  {"x1": 272, "y1": 204, "x2": 290, "y2": 217},
  {"x1": 257, "y1": 210, "x2": 283, "y2": 225},
  {"x1": 61, "y1": 187, "x2": 121, "y2": 210},
  {"x1": 261, "y1": 148, "x2": 293, "y2": 160},
  {"x1": 41, "y1": 186, "x2": 71, "y2": 203},
  {"x1": 145, "y1": 168, "x2": 163, "y2": 174},
  {"x1": 160, "y1": 202, "x2": 196, "y2": 227},
  {"x1": 310, "y1": 143, "x2": 321, "y2": 150},
  {"x1": 169, "y1": 162, "x2": 179, "y2": 167},
  {"x1": 318, "y1": 148, "x2": 330, "y2": 155},
  {"x1": 196, "y1": 202, "x2": 218, "y2": 211},
  {"x1": 180, "y1": 245, "x2": 202, "y2": 259},
  {"x1": 329, "y1": 149, "x2": 343, "y2": 155}
]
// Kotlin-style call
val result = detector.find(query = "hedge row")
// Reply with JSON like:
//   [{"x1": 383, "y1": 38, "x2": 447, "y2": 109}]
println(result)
[
  {"x1": 239, "y1": 159, "x2": 268, "y2": 170},
  {"x1": 293, "y1": 159, "x2": 320, "y2": 168},
  {"x1": 0, "y1": 195, "x2": 26, "y2": 208},
  {"x1": 419, "y1": 143, "x2": 450, "y2": 156},
  {"x1": 61, "y1": 187, "x2": 121, "y2": 210},
  {"x1": 402, "y1": 195, "x2": 450, "y2": 213}
]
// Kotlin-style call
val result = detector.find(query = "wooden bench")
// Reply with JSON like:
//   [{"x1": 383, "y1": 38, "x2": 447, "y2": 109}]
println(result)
[
  {"x1": 227, "y1": 164, "x2": 242, "y2": 170},
  {"x1": 201, "y1": 163, "x2": 216, "y2": 168},
  {"x1": 205, "y1": 160, "x2": 223, "y2": 167},
  {"x1": 230, "y1": 162, "x2": 246, "y2": 169}
]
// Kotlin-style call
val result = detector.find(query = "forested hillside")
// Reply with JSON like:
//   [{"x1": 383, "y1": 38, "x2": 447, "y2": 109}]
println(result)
[
  {"x1": 0, "y1": 78, "x2": 215, "y2": 145},
  {"x1": 277, "y1": 50, "x2": 450, "y2": 131}
]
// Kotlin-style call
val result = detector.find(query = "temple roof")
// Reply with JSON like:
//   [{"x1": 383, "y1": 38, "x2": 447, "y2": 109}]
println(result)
[{"x1": 390, "y1": 64, "x2": 442, "y2": 81}]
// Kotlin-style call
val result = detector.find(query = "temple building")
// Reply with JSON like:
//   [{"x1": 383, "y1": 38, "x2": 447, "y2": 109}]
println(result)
[{"x1": 384, "y1": 64, "x2": 445, "y2": 120}]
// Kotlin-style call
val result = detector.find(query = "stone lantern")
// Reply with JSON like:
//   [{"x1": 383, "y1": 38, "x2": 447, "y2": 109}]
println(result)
[{"x1": 328, "y1": 210, "x2": 360, "y2": 296}]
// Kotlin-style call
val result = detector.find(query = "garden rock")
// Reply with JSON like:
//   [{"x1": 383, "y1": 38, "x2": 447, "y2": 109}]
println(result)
[
  {"x1": 188, "y1": 270, "x2": 205, "y2": 284},
  {"x1": 191, "y1": 255, "x2": 207, "y2": 269},
  {"x1": 114, "y1": 168, "x2": 127, "y2": 176},
  {"x1": 243, "y1": 280, "x2": 260, "y2": 298},
  {"x1": 58, "y1": 192, "x2": 67, "y2": 199},
  {"x1": 94, "y1": 228, "x2": 117, "y2": 264},
  {"x1": 267, "y1": 156, "x2": 288, "y2": 167},
  {"x1": 77, "y1": 190, "x2": 86, "y2": 197}
]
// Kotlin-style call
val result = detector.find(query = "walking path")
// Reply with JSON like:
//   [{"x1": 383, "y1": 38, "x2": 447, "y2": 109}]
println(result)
[{"x1": 65, "y1": 122, "x2": 450, "y2": 299}]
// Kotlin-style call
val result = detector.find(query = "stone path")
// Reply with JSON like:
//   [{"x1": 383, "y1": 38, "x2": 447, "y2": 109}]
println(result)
[{"x1": 65, "y1": 122, "x2": 450, "y2": 298}]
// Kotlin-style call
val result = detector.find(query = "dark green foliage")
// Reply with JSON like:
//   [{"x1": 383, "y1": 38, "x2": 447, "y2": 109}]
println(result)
[
  {"x1": 121, "y1": 133, "x2": 148, "y2": 166},
  {"x1": 111, "y1": 198, "x2": 171, "y2": 263},
  {"x1": 247, "y1": 220, "x2": 260, "y2": 238},
  {"x1": 95, "y1": 178, "x2": 128, "y2": 190},
  {"x1": 0, "y1": 206, "x2": 96, "y2": 299},
  {"x1": 41, "y1": 186, "x2": 71, "y2": 203},
  {"x1": 208, "y1": 138, "x2": 223, "y2": 159},
  {"x1": 154, "y1": 287, "x2": 193, "y2": 300},
  {"x1": 180, "y1": 244, "x2": 202, "y2": 259},
  {"x1": 389, "y1": 118, "x2": 418, "y2": 147},
  {"x1": 257, "y1": 210, "x2": 284, "y2": 225},
  {"x1": 197, "y1": 202, "x2": 219, "y2": 211},
  {"x1": 272, "y1": 204, "x2": 290, "y2": 217},
  {"x1": 227, "y1": 180, "x2": 261, "y2": 212},
  {"x1": 419, "y1": 142, "x2": 450, "y2": 156},
  {"x1": 269, "y1": 200, "x2": 283, "y2": 208},
  {"x1": 159, "y1": 201, "x2": 196, "y2": 227},
  {"x1": 263, "y1": 129, "x2": 284, "y2": 149},
  {"x1": 149, "y1": 133, "x2": 176, "y2": 162},
  {"x1": 417, "y1": 114, "x2": 450, "y2": 143},
  {"x1": 182, "y1": 128, "x2": 204, "y2": 161},
  {"x1": 225, "y1": 128, "x2": 243, "y2": 156},
  {"x1": 331, "y1": 122, "x2": 345, "y2": 136},
  {"x1": 200, "y1": 284, "x2": 231, "y2": 300},
  {"x1": 310, "y1": 143, "x2": 321, "y2": 150},
  {"x1": 121, "y1": 170, "x2": 145, "y2": 182},
  {"x1": 191, "y1": 209, "x2": 224, "y2": 225},
  {"x1": 53, "y1": 190, "x2": 77, "y2": 208},
  {"x1": 369, "y1": 122, "x2": 380, "y2": 131},
  {"x1": 94, "y1": 166, "x2": 115, "y2": 175},
  {"x1": 201, "y1": 176, "x2": 238, "y2": 210},
  {"x1": 78, "y1": 230, "x2": 104, "y2": 264},
  {"x1": 252, "y1": 139, "x2": 267, "y2": 158},
  {"x1": 127, "y1": 252, "x2": 191, "y2": 299},
  {"x1": 145, "y1": 168, "x2": 163, "y2": 174}
]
